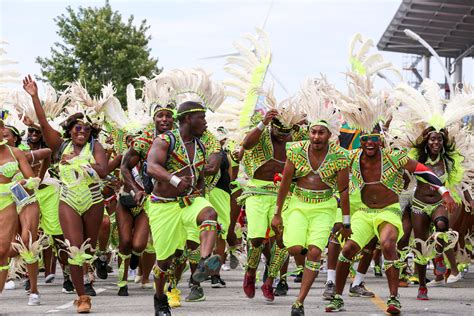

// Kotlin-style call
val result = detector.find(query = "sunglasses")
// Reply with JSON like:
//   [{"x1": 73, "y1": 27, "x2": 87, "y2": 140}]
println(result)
[
  {"x1": 361, "y1": 134, "x2": 381, "y2": 142},
  {"x1": 74, "y1": 124, "x2": 92, "y2": 133},
  {"x1": 28, "y1": 128, "x2": 41, "y2": 134}
]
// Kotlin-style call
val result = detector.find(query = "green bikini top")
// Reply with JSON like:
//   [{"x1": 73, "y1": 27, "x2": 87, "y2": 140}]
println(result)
[{"x1": 0, "y1": 145, "x2": 20, "y2": 178}]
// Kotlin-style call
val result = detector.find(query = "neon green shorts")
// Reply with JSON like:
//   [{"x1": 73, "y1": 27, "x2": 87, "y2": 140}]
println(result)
[
  {"x1": 207, "y1": 187, "x2": 230, "y2": 240},
  {"x1": 37, "y1": 185, "x2": 62, "y2": 236},
  {"x1": 245, "y1": 179, "x2": 278, "y2": 239},
  {"x1": 349, "y1": 193, "x2": 403, "y2": 248},
  {"x1": 0, "y1": 182, "x2": 14, "y2": 211},
  {"x1": 145, "y1": 196, "x2": 212, "y2": 260},
  {"x1": 283, "y1": 196, "x2": 337, "y2": 251}
]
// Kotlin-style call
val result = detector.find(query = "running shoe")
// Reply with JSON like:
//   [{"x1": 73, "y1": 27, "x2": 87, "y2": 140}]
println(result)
[
  {"x1": 325, "y1": 294, "x2": 344, "y2": 312},
  {"x1": 62, "y1": 279, "x2": 75, "y2": 294},
  {"x1": 117, "y1": 285, "x2": 129, "y2": 296},
  {"x1": 5, "y1": 280, "x2": 15, "y2": 290},
  {"x1": 45, "y1": 274, "x2": 55, "y2": 284},
  {"x1": 274, "y1": 279, "x2": 288, "y2": 296},
  {"x1": 261, "y1": 281, "x2": 274, "y2": 302},
  {"x1": 294, "y1": 271, "x2": 303, "y2": 283},
  {"x1": 291, "y1": 301, "x2": 304, "y2": 316},
  {"x1": 130, "y1": 253, "x2": 140, "y2": 270},
  {"x1": 229, "y1": 251, "x2": 240, "y2": 269},
  {"x1": 84, "y1": 283, "x2": 96, "y2": 297},
  {"x1": 349, "y1": 282, "x2": 375, "y2": 298},
  {"x1": 417, "y1": 286, "x2": 429, "y2": 300},
  {"x1": 154, "y1": 294, "x2": 171, "y2": 316},
  {"x1": 434, "y1": 256, "x2": 446, "y2": 276},
  {"x1": 24, "y1": 279, "x2": 31, "y2": 293},
  {"x1": 386, "y1": 295, "x2": 401, "y2": 314},
  {"x1": 185, "y1": 285, "x2": 205, "y2": 302},
  {"x1": 243, "y1": 272, "x2": 256, "y2": 298},
  {"x1": 28, "y1": 293, "x2": 40, "y2": 306},
  {"x1": 95, "y1": 255, "x2": 108, "y2": 280},
  {"x1": 374, "y1": 265, "x2": 383, "y2": 277},
  {"x1": 426, "y1": 278, "x2": 445, "y2": 287},
  {"x1": 192, "y1": 255, "x2": 222, "y2": 283},
  {"x1": 446, "y1": 273, "x2": 462, "y2": 284},
  {"x1": 322, "y1": 281, "x2": 335, "y2": 300},
  {"x1": 211, "y1": 275, "x2": 226, "y2": 288}
]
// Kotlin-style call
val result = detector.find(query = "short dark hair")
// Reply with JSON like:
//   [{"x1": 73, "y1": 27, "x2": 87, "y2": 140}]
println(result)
[{"x1": 176, "y1": 101, "x2": 205, "y2": 123}]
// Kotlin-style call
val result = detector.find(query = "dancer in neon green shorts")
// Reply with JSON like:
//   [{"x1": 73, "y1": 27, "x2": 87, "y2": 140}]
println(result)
[
  {"x1": 240, "y1": 98, "x2": 306, "y2": 302},
  {"x1": 272, "y1": 77, "x2": 351, "y2": 316},
  {"x1": 146, "y1": 100, "x2": 223, "y2": 315}
]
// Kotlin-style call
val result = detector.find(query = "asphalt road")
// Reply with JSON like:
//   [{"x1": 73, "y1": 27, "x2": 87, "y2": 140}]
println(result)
[{"x1": 1, "y1": 259, "x2": 473, "y2": 315}]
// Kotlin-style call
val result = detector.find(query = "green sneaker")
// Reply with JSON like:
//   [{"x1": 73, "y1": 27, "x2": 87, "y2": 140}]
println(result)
[
  {"x1": 386, "y1": 295, "x2": 401, "y2": 314},
  {"x1": 291, "y1": 301, "x2": 304, "y2": 316},
  {"x1": 325, "y1": 295, "x2": 344, "y2": 312},
  {"x1": 185, "y1": 285, "x2": 206, "y2": 302}
]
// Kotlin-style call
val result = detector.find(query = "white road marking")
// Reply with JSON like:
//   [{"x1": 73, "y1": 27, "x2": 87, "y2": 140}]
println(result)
[{"x1": 45, "y1": 288, "x2": 106, "y2": 313}]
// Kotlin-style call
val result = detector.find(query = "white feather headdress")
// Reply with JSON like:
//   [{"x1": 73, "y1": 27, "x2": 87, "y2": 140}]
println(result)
[
  {"x1": 8, "y1": 85, "x2": 68, "y2": 131},
  {"x1": 65, "y1": 81, "x2": 117, "y2": 126},
  {"x1": 138, "y1": 69, "x2": 177, "y2": 115},
  {"x1": 257, "y1": 83, "x2": 305, "y2": 130},
  {"x1": 171, "y1": 68, "x2": 224, "y2": 112},
  {"x1": 298, "y1": 76, "x2": 342, "y2": 138},
  {"x1": 336, "y1": 34, "x2": 399, "y2": 133}
]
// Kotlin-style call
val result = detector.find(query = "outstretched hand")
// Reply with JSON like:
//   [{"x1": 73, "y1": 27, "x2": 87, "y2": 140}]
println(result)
[{"x1": 23, "y1": 75, "x2": 38, "y2": 97}]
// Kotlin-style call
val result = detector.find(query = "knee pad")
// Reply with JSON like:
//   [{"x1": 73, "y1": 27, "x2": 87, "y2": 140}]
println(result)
[
  {"x1": 200, "y1": 220, "x2": 218, "y2": 232},
  {"x1": 434, "y1": 216, "x2": 449, "y2": 232},
  {"x1": 305, "y1": 260, "x2": 321, "y2": 272}
]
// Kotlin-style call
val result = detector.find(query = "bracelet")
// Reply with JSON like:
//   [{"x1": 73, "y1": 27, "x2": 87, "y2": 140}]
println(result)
[
  {"x1": 30, "y1": 150, "x2": 35, "y2": 165},
  {"x1": 438, "y1": 186, "x2": 449, "y2": 196},
  {"x1": 24, "y1": 177, "x2": 40, "y2": 191},
  {"x1": 257, "y1": 121, "x2": 265, "y2": 131},
  {"x1": 169, "y1": 175, "x2": 182, "y2": 188},
  {"x1": 274, "y1": 207, "x2": 280, "y2": 215},
  {"x1": 343, "y1": 215, "x2": 350, "y2": 225}
]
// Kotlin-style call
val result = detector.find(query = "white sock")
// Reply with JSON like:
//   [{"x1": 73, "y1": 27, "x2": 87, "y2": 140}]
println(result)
[
  {"x1": 353, "y1": 272, "x2": 365, "y2": 286},
  {"x1": 327, "y1": 269, "x2": 336, "y2": 283}
]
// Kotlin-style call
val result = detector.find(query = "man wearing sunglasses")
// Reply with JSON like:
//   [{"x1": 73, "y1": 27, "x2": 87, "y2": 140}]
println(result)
[
  {"x1": 240, "y1": 109, "x2": 305, "y2": 302},
  {"x1": 326, "y1": 129, "x2": 456, "y2": 314}
]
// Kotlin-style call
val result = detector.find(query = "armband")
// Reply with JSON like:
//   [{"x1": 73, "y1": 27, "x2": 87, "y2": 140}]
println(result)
[
  {"x1": 169, "y1": 175, "x2": 182, "y2": 188},
  {"x1": 257, "y1": 121, "x2": 265, "y2": 131}
]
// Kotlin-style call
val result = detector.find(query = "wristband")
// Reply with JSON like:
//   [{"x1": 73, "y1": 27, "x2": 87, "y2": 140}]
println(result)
[
  {"x1": 274, "y1": 207, "x2": 280, "y2": 215},
  {"x1": 257, "y1": 121, "x2": 265, "y2": 131},
  {"x1": 169, "y1": 175, "x2": 182, "y2": 188},
  {"x1": 343, "y1": 215, "x2": 350, "y2": 225},
  {"x1": 438, "y1": 186, "x2": 449, "y2": 196}
]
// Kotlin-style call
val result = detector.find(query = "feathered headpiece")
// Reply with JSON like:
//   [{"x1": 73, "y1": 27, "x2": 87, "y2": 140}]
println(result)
[
  {"x1": 252, "y1": 82, "x2": 304, "y2": 132},
  {"x1": 8, "y1": 85, "x2": 68, "y2": 131},
  {"x1": 65, "y1": 81, "x2": 118, "y2": 127},
  {"x1": 335, "y1": 34, "x2": 398, "y2": 133},
  {"x1": 171, "y1": 68, "x2": 224, "y2": 114},
  {"x1": 298, "y1": 76, "x2": 342, "y2": 138},
  {"x1": 138, "y1": 70, "x2": 178, "y2": 116}
]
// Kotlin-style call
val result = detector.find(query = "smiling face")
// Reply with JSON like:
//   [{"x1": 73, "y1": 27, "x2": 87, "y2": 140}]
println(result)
[
  {"x1": 28, "y1": 127, "x2": 42, "y2": 144},
  {"x1": 360, "y1": 133, "x2": 382, "y2": 157},
  {"x1": 427, "y1": 132, "x2": 443, "y2": 156},
  {"x1": 70, "y1": 122, "x2": 92, "y2": 146},
  {"x1": 154, "y1": 109, "x2": 174, "y2": 133},
  {"x1": 3, "y1": 127, "x2": 18, "y2": 147},
  {"x1": 309, "y1": 125, "x2": 331, "y2": 150}
]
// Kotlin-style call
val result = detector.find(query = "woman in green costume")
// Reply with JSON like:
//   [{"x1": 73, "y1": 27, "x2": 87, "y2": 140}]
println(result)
[{"x1": 24, "y1": 75, "x2": 108, "y2": 313}]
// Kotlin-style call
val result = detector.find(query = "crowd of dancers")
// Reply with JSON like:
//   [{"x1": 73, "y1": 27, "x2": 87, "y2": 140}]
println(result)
[{"x1": 0, "y1": 31, "x2": 473, "y2": 316}]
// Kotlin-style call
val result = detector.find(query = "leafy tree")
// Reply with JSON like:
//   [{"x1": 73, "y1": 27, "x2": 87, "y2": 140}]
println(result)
[{"x1": 36, "y1": 1, "x2": 159, "y2": 105}]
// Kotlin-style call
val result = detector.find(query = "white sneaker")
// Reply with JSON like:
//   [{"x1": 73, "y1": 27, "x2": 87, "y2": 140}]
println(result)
[
  {"x1": 134, "y1": 275, "x2": 142, "y2": 284},
  {"x1": 45, "y1": 274, "x2": 55, "y2": 284},
  {"x1": 28, "y1": 293, "x2": 40, "y2": 306},
  {"x1": 447, "y1": 273, "x2": 462, "y2": 284},
  {"x1": 5, "y1": 280, "x2": 16, "y2": 290},
  {"x1": 426, "y1": 279, "x2": 445, "y2": 287},
  {"x1": 222, "y1": 264, "x2": 230, "y2": 271}
]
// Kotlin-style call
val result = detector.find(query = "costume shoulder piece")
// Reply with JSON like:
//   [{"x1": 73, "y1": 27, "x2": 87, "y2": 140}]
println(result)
[
  {"x1": 131, "y1": 129, "x2": 154, "y2": 160},
  {"x1": 201, "y1": 130, "x2": 221, "y2": 159}
]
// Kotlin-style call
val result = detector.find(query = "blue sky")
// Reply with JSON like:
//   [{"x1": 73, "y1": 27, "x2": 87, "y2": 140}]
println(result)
[{"x1": 1, "y1": 0, "x2": 472, "y2": 98}]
